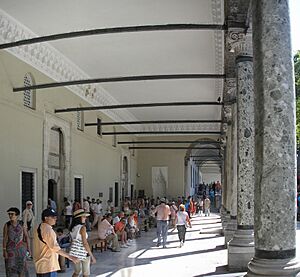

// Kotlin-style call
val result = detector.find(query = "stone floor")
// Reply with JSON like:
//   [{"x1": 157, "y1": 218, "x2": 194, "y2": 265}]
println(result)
[{"x1": 1, "y1": 214, "x2": 300, "y2": 277}]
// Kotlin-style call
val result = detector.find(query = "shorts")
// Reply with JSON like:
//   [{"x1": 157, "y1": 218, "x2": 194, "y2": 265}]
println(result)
[
  {"x1": 36, "y1": 272, "x2": 57, "y2": 277},
  {"x1": 74, "y1": 256, "x2": 90, "y2": 275}
]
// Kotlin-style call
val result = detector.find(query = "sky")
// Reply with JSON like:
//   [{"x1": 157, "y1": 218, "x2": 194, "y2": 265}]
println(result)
[{"x1": 290, "y1": 0, "x2": 300, "y2": 52}]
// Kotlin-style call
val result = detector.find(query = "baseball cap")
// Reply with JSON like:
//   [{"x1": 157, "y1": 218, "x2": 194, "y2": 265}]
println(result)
[
  {"x1": 42, "y1": 208, "x2": 57, "y2": 220},
  {"x1": 73, "y1": 209, "x2": 90, "y2": 218}
]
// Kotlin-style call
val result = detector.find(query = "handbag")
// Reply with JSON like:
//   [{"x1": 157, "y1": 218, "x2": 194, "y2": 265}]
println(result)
[{"x1": 69, "y1": 226, "x2": 88, "y2": 260}]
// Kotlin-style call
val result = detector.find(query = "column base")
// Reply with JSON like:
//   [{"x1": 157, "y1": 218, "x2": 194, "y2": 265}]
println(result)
[
  {"x1": 224, "y1": 218, "x2": 237, "y2": 248},
  {"x1": 228, "y1": 229, "x2": 254, "y2": 271},
  {"x1": 245, "y1": 257, "x2": 300, "y2": 276}
]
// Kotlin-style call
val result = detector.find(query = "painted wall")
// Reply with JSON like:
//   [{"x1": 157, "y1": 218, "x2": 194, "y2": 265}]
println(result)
[
  {"x1": 0, "y1": 51, "x2": 137, "y2": 228},
  {"x1": 136, "y1": 146, "x2": 186, "y2": 200}
]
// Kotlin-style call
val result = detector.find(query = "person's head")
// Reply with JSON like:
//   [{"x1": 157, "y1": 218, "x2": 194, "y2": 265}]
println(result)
[
  {"x1": 26, "y1": 200, "x2": 33, "y2": 209},
  {"x1": 96, "y1": 199, "x2": 100, "y2": 204},
  {"x1": 106, "y1": 213, "x2": 112, "y2": 222},
  {"x1": 7, "y1": 207, "x2": 20, "y2": 221},
  {"x1": 73, "y1": 209, "x2": 90, "y2": 223},
  {"x1": 160, "y1": 198, "x2": 166, "y2": 204},
  {"x1": 179, "y1": 204, "x2": 185, "y2": 212},
  {"x1": 119, "y1": 211, "x2": 125, "y2": 218},
  {"x1": 69, "y1": 209, "x2": 90, "y2": 230},
  {"x1": 41, "y1": 208, "x2": 58, "y2": 226},
  {"x1": 92, "y1": 198, "x2": 95, "y2": 203},
  {"x1": 56, "y1": 228, "x2": 64, "y2": 236}
]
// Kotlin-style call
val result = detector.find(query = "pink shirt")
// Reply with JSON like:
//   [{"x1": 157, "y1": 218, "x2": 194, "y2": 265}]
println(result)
[
  {"x1": 98, "y1": 219, "x2": 114, "y2": 240},
  {"x1": 155, "y1": 204, "x2": 171, "y2": 220}
]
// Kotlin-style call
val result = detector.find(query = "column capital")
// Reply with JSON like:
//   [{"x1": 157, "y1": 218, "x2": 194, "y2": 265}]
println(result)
[{"x1": 227, "y1": 28, "x2": 253, "y2": 58}]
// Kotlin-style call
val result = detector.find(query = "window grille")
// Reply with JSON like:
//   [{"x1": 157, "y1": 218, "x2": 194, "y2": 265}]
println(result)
[{"x1": 23, "y1": 73, "x2": 36, "y2": 109}]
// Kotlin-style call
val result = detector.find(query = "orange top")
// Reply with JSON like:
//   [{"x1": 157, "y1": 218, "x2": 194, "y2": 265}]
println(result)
[
  {"x1": 33, "y1": 222, "x2": 61, "y2": 274},
  {"x1": 114, "y1": 221, "x2": 125, "y2": 232}
]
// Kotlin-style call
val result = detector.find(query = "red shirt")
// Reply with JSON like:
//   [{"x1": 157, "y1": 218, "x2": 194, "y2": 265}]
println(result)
[{"x1": 114, "y1": 221, "x2": 125, "y2": 232}]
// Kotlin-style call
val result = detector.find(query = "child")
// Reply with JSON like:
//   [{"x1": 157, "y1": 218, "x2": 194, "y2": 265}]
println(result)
[{"x1": 56, "y1": 228, "x2": 71, "y2": 272}]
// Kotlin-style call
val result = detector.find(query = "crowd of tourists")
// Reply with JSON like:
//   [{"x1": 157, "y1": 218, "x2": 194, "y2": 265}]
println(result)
[{"x1": 2, "y1": 192, "x2": 214, "y2": 276}]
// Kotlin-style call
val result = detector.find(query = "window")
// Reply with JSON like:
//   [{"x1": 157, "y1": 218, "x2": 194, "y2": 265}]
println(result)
[
  {"x1": 22, "y1": 172, "x2": 34, "y2": 211},
  {"x1": 74, "y1": 178, "x2": 82, "y2": 201},
  {"x1": 23, "y1": 73, "x2": 36, "y2": 110}
]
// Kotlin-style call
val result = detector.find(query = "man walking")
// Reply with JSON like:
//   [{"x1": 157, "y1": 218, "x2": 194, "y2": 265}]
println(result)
[
  {"x1": 33, "y1": 208, "x2": 78, "y2": 276},
  {"x1": 154, "y1": 198, "x2": 171, "y2": 248}
]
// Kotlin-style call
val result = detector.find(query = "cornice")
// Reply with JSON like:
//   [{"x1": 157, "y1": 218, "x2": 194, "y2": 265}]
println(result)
[
  {"x1": 0, "y1": 9, "x2": 137, "y2": 130},
  {"x1": 212, "y1": 0, "x2": 224, "y2": 100},
  {"x1": 0, "y1": 8, "x2": 224, "y2": 135}
]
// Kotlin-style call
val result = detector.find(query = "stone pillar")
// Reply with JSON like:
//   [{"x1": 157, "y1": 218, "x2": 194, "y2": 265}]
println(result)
[
  {"x1": 246, "y1": 1, "x2": 300, "y2": 276},
  {"x1": 225, "y1": 101, "x2": 238, "y2": 246},
  {"x1": 228, "y1": 36, "x2": 255, "y2": 271}
]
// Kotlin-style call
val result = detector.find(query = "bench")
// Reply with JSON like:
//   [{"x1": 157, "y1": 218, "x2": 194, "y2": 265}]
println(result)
[{"x1": 88, "y1": 231, "x2": 107, "y2": 252}]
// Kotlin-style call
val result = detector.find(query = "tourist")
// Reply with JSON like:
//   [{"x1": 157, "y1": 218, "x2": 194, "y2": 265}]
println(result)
[
  {"x1": 33, "y1": 208, "x2": 79, "y2": 276},
  {"x1": 154, "y1": 198, "x2": 171, "y2": 248},
  {"x1": 176, "y1": 204, "x2": 192, "y2": 247},
  {"x1": 3, "y1": 207, "x2": 29, "y2": 277},
  {"x1": 98, "y1": 214, "x2": 120, "y2": 252},
  {"x1": 69, "y1": 209, "x2": 96, "y2": 277}
]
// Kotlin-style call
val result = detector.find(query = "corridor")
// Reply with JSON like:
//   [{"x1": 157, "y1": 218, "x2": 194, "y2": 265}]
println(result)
[{"x1": 0, "y1": 214, "x2": 230, "y2": 277}]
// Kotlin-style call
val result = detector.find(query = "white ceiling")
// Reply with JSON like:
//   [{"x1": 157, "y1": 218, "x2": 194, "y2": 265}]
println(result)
[{"x1": 0, "y1": 0, "x2": 224, "y2": 135}]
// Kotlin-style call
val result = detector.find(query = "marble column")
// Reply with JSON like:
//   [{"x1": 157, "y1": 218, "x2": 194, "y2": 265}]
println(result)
[
  {"x1": 221, "y1": 124, "x2": 232, "y2": 239},
  {"x1": 246, "y1": 1, "x2": 300, "y2": 276},
  {"x1": 225, "y1": 101, "x2": 238, "y2": 246},
  {"x1": 228, "y1": 38, "x2": 255, "y2": 271}
]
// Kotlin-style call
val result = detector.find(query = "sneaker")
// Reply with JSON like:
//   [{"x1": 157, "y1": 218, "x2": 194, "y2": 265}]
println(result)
[
  {"x1": 121, "y1": 244, "x2": 128, "y2": 248},
  {"x1": 156, "y1": 243, "x2": 161, "y2": 247}
]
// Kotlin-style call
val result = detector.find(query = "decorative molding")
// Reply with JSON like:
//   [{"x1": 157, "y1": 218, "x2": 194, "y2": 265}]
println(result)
[
  {"x1": 0, "y1": 9, "x2": 137, "y2": 131},
  {"x1": 227, "y1": 28, "x2": 245, "y2": 52},
  {"x1": 212, "y1": 0, "x2": 224, "y2": 100},
  {"x1": 0, "y1": 8, "x2": 224, "y2": 134}
]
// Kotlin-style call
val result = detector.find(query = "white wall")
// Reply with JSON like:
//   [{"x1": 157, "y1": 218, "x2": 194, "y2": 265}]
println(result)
[{"x1": 0, "y1": 51, "x2": 138, "y2": 228}]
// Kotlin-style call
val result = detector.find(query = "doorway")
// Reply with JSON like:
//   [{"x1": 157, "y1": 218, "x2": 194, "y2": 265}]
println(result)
[
  {"x1": 48, "y1": 179, "x2": 57, "y2": 204},
  {"x1": 114, "y1": 182, "x2": 119, "y2": 207}
]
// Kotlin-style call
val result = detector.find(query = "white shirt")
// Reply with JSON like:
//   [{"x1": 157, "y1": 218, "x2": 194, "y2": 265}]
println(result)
[
  {"x1": 93, "y1": 203, "x2": 102, "y2": 214},
  {"x1": 176, "y1": 211, "x2": 189, "y2": 226}
]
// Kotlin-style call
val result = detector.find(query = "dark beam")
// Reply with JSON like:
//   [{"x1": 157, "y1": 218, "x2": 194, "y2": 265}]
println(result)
[
  {"x1": 193, "y1": 155, "x2": 221, "y2": 157},
  {"x1": 118, "y1": 140, "x2": 221, "y2": 144},
  {"x1": 85, "y1": 119, "x2": 222, "y2": 126},
  {"x1": 195, "y1": 160, "x2": 222, "y2": 164},
  {"x1": 0, "y1": 24, "x2": 226, "y2": 50},
  {"x1": 128, "y1": 147, "x2": 220, "y2": 150},
  {"x1": 104, "y1": 131, "x2": 221, "y2": 136},
  {"x1": 190, "y1": 155, "x2": 221, "y2": 157},
  {"x1": 14, "y1": 74, "x2": 226, "y2": 92},
  {"x1": 55, "y1": 101, "x2": 223, "y2": 114}
]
